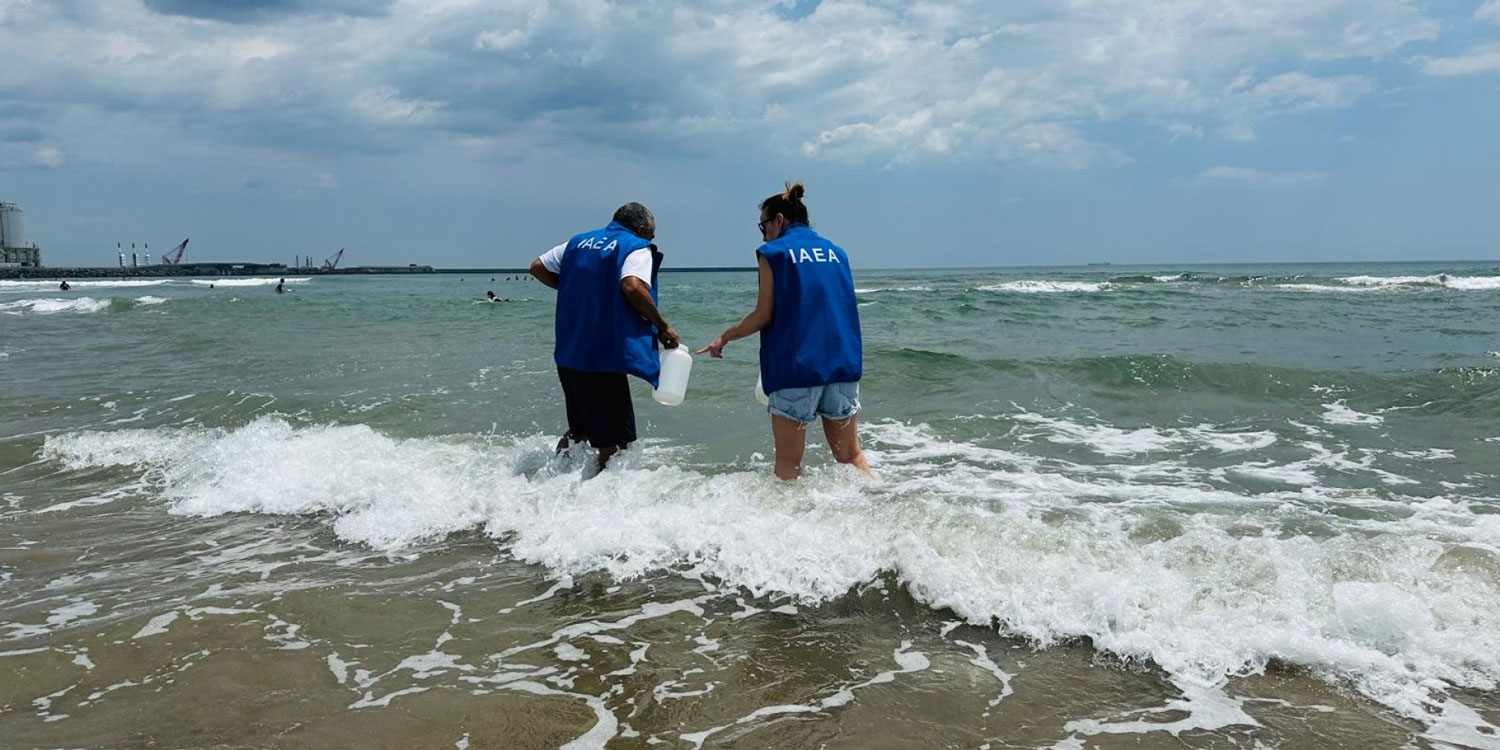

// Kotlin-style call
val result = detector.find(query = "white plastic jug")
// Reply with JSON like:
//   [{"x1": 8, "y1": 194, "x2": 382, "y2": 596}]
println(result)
[
  {"x1": 653, "y1": 347, "x2": 693, "y2": 406},
  {"x1": 754, "y1": 373, "x2": 770, "y2": 406}
]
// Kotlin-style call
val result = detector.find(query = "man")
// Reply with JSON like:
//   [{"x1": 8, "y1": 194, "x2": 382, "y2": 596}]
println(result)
[{"x1": 530, "y1": 202, "x2": 681, "y2": 472}]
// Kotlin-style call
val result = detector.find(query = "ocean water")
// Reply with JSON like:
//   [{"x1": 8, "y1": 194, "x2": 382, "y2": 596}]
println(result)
[{"x1": 2, "y1": 263, "x2": 1499, "y2": 749}]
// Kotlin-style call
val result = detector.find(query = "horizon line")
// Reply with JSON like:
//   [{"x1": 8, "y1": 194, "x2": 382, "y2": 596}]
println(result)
[{"x1": 435, "y1": 258, "x2": 1500, "y2": 273}]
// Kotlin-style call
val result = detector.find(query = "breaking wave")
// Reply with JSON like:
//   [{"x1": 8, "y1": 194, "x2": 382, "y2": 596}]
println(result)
[{"x1": 37, "y1": 415, "x2": 1500, "y2": 731}]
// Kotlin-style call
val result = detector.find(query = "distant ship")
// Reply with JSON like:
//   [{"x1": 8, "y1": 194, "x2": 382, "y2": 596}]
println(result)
[{"x1": 1087, "y1": 262, "x2": 1112, "y2": 267}]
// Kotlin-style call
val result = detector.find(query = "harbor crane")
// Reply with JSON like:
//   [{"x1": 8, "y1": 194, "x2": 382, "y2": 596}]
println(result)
[
  {"x1": 160, "y1": 238, "x2": 189, "y2": 265},
  {"x1": 321, "y1": 248, "x2": 344, "y2": 270}
]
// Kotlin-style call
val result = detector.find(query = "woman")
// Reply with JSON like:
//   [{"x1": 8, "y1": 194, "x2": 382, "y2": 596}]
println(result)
[{"x1": 698, "y1": 182, "x2": 869, "y2": 480}]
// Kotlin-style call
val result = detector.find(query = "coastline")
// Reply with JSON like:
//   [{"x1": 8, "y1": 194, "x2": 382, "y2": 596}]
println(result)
[
  {"x1": 0, "y1": 264, "x2": 756, "y2": 280},
  {"x1": 0, "y1": 262, "x2": 435, "y2": 280}
]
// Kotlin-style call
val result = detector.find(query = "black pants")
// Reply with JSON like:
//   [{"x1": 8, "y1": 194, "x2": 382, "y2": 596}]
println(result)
[{"x1": 557, "y1": 366, "x2": 636, "y2": 449}]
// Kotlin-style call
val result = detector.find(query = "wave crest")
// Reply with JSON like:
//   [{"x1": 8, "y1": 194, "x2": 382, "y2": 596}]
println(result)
[
  {"x1": 0, "y1": 297, "x2": 112, "y2": 315},
  {"x1": 977, "y1": 280, "x2": 1112, "y2": 294},
  {"x1": 35, "y1": 416, "x2": 1500, "y2": 725}
]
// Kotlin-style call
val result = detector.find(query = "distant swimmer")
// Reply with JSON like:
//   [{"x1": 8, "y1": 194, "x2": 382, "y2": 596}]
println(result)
[
  {"x1": 275, "y1": 278, "x2": 285, "y2": 294},
  {"x1": 485, "y1": 290, "x2": 509, "y2": 303},
  {"x1": 59, "y1": 281, "x2": 71, "y2": 291},
  {"x1": 531, "y1": 201, "x2": 679, "y2": 473},
  {"x1": 698, "y1": 181, "x2": 869, "y2": 480}
]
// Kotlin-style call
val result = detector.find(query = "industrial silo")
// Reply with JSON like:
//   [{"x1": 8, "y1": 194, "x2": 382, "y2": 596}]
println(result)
[
  {"x1": 0, "y1": 202, "x2": 23, "y2": 248},
  {"x1": 0, "y1": 202, "x2": 41, "y2": 267}
]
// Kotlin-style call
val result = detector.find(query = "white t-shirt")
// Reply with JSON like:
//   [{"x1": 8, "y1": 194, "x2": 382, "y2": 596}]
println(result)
[{"x1": 539, "y1": 242, "x2": 654, "y2": 287}]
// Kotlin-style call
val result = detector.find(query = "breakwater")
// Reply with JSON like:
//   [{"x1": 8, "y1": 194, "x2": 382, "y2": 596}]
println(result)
[
  {"x1": 0, "y1": 264, "x2": 755, "y2": 280},
  {"x1": 435, "y1": 266, "x2": 755, "y2": 275},
  {"x1": 0, "y1": 262, "x2": 434, "y2": 280}
]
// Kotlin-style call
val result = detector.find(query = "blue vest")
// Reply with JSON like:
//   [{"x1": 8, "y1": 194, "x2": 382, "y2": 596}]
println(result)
[
  {"x1": 757, "y1": 224, "x2": 862, "y2": 392},
  {"x1": 554, "y1": 222, "x2": 663, "y2": 386}
]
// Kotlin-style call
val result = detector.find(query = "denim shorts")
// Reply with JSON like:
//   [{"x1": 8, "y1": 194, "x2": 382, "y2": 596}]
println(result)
[{"x1": 767, "y1": 382, "x2": 861, "y2": 424}]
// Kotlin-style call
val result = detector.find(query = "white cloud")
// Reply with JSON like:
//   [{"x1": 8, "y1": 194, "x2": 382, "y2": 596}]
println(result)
[
  {"x1": 1193, "y1": 166, "x2": 1327, "y2": 188},
  {"x1": 0, "y1": 0, "x2": 1451, "y2": 168},
  {"x1": 1167, "y1": 122, "x2": 1204, "y2": 141},
  {"x1": 31, "y1": 146, "x2": 65, "y2": 168},
  {"x1": 1478, "y1": 1, "x2": 1500, "y2": 22},
  {"x1": 1244, "y1": 72, "x2": 1376, "y2": 112},
  {"x1": 474, "y1": 28, "x2": 526, "y2": 51},
  {"x1": 220, "y1": 37, "x2": 291, "y2": 66},
  {"x1": 352, "y1": 87, "x2": 442, "y2": 124},
  {"x1": 1418, "y1": 45, "x2": 1500, "y2": 76}
]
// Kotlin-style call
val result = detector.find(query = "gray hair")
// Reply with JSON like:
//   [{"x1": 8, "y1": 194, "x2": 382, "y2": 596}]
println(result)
[{"x1": 611, "y1": 202, "x2": 655, "y2": 239}]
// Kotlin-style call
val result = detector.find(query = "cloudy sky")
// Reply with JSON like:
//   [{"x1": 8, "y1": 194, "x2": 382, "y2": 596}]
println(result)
[{"x1": 2, "y1": 0, "x2": 1498, "y2": 268}]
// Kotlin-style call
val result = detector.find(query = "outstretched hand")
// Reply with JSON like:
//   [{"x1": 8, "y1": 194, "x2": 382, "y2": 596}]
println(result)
[
  {"x1": 695, "y1": 336, "x2": 726, "y2": 358},
  {"x1": 658, "y1": 326, "x2": 681, "y2": 349}
]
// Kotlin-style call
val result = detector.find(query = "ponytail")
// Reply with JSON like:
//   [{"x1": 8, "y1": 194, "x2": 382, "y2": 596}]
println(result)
[{"x1": 760, "y1": 181, "x2": 809, "y2": 225}]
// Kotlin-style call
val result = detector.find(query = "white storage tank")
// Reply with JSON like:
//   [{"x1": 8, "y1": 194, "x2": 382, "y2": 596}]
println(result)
[{"x1": 0, "y1": 202, "x2": 23, "y2": 248}]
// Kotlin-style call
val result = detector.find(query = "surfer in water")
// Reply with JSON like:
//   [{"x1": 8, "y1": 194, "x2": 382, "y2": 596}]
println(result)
[
  {"x1": 698, "y1": 182, "x2": 869, "y2": 480},
  {"x1": 59, "y1": 281, "x2": 71, "y2": 291},
  {"x1": 275, "y1": 278, "x2": 285, "y2": 294}
]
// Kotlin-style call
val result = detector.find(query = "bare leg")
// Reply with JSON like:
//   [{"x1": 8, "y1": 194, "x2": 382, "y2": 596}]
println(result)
[
  {"x1": 771, "y1": 416, "x2": 808, "y2": 480},
  {"x1": 822, "y1": 414, "x2": 870, "y2": 473}
]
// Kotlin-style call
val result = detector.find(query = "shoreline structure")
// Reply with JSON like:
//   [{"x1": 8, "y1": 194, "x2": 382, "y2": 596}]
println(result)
[{"x1": 0, "y1": 264, "x2": 754, "y2": 280}]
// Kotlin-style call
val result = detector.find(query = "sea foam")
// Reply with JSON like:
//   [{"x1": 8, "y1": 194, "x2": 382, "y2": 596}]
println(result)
[
  {"x1": 37, "y1": 416, "x2": 1500, "y2": 728},
  {"x1": 1338, "y1": 274, "x2": 1500, "y2": 291},
  {"x1": 0, "y1": 279, "x2": 171, "y2": 291},
  {"x1": 190, "y1": 277, "x2": 311, "y2": 287},
  {"x1": 855, "y1": 286, "x2": 935, "y2": 294},
  {"x1": 1320, "y1": 400, "x2": 1385, "y2": 426},
  {"x1": 1013, "y1": 414, "x2": 1277, "y2": 456},
  {"x1": 0, "y1": 297, "x2": 112, "y2": 315},
  {"x1": 1273, "y1": 283, "x2": 1386, "y2": 294},
  {"x1": 977, "y1": 281, "x2": 1112, "y2": 294}
]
